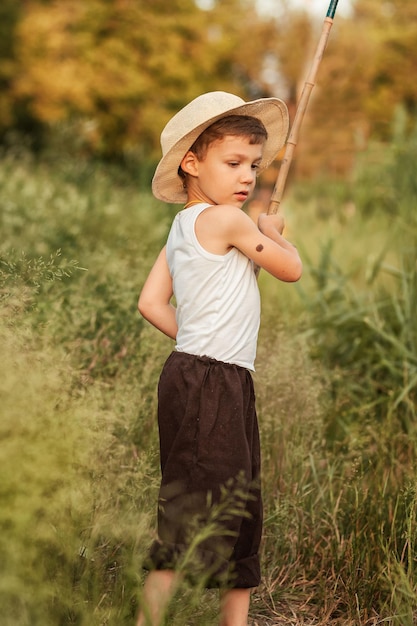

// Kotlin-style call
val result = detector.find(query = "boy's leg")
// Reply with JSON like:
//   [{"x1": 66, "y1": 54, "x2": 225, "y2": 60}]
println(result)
[
  {"x1": 219, "y1": 588, "x2": 251, "y2": 626},
  {"x1": 136, "y1": 570, "x2": 178, "y2": 626}
]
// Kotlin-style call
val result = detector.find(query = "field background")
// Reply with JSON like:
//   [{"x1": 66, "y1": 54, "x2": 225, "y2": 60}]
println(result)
[{"x1": 1, "y1": 119, "x2": 416, "y2": 625}]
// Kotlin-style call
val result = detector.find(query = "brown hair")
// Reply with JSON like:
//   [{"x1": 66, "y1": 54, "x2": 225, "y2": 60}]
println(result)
[{"x1": 179, "y1": 114, "x2": 268, "y2": 180}]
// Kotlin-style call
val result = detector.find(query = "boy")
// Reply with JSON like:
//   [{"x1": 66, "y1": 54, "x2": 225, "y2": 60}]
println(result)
[{"x1": 137, "y1": 91, "x2": 302, "y2": 626}]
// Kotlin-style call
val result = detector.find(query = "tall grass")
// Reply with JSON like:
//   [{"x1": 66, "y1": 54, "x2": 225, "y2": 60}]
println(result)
[
  {"x1": 0, "y1": 155, "x2": 167, "y2": 625},
  {"x1": 1, "y1": 118, "x2": 417, "y2": 625},
  {"x1": 251, "y1": 114, "x2": 417, "y2": 625}
]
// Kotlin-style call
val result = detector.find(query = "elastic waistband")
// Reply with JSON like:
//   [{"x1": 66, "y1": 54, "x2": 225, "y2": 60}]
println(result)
[{"x1": 171, "y1": 350, "x2": 250, "y2": 373}]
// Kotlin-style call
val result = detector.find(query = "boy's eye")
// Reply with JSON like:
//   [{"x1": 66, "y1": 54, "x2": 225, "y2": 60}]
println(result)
[{"x1": 226, "y1": 161, "x2": 261, "y2": 170}]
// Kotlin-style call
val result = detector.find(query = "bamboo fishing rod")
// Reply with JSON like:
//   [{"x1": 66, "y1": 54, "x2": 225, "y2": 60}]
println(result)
[{"x1": 268, "y1": 0, "x2": 340, "y2": 215}]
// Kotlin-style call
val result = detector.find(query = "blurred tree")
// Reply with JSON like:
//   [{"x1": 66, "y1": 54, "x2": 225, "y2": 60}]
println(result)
[
  {"x1": 11, "y1": 0, "x2": 282, "y2": 159},
  {"x1": 356, "y1": 0, "x2": 417, "y2": 139},
  {"x1": 0, "y1": 0, "x2": 19, "y2": 131},
  {"x1": 296, "y1": 0, "x2": 417, "y2": 177},
  {"x1": 293, "y1": 13, "x2": 375, "y2": 177},
  {"x1": 257, "y1": 9, "x2": 316, "y2": 184},
  {"x1": 2, "y1": 0, "x2": 416, "y2": 176},
  {"x1": 0, "y1": 0, "x2": 45, "y2": 144}
]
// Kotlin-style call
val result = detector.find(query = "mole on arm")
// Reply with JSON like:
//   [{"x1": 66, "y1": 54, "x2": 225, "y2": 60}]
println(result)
[{"x1": 256, "y1": 244, "x2": 264, "y2": 252}]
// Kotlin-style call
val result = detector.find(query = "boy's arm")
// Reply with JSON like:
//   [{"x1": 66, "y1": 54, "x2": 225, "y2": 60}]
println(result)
[
  {"x1": 222, "y1": 207, "x2": 302, "y2": 282},
  {"x1": 138, "y1": 246, "x2": 178, "y2": 340}
]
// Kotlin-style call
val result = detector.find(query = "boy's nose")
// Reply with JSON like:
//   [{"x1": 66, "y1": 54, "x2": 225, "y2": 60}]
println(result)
[{"x1": 241, "y1": 167, "x2": 256, "y2": 184}]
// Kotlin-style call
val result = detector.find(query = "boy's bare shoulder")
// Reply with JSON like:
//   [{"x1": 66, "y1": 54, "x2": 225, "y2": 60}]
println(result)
[
  {"x1": 198, "y1": 205, "x2": 257, "y2": 242},
  {"x1": 197, "y1": 205, "x2": 254, "y2": 240},
  {"x1": 195, "y1": 204, "x2": 256, "y2": 254},
  {"x1": 201, "y1": 203, "x2": 253, "y2": 225}
]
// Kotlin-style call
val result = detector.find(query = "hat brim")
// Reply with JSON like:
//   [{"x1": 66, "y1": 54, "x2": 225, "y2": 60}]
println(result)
[{"x1": 152, "y1": 97, "x2": 289, "y2": 204}]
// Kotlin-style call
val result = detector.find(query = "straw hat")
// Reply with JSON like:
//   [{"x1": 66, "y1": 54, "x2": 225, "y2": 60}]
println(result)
[{"x1": 152, "y1": 91, "x2": 289, "y2": 204}]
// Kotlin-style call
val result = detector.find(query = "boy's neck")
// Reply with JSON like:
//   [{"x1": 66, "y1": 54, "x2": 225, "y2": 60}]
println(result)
[{"x1": 184, "y1": 200, "x2": 205, "y2": 209}]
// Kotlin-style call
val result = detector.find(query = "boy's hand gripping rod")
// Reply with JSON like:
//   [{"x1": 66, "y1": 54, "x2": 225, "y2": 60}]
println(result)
[{"x1": 268, "y1": 0, "x2": 340, "y2": 215}]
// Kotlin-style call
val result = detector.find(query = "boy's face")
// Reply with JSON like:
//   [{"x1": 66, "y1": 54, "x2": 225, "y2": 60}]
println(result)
[{"x1": 183, "y1": 135, "x2": 264, "y2": 208}]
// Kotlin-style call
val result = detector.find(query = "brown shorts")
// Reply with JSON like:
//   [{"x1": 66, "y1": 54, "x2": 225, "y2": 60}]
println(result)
[{"x1": 147, "y1": 351, "x2": 262, "y2": 589}]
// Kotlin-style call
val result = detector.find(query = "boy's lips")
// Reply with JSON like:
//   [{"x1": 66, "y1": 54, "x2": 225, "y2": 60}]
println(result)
[{"x1": 235, "y1": 191, "x2": 249, "y2": 201}]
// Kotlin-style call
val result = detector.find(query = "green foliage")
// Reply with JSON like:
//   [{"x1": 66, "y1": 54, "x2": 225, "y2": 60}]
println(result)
[
  {"x1": 2, "y1": 131, "x2": 417, "y2": 624},
  {"x1": 302, "y1": 115, "x2": 417, "y2": 460},
  {"x1": 0, "y1": 150, "x2": 169, "y2": 625},
  {"x1": 275, "y1": 131, "x2": 417, "y2": 622},
  {"x1": 0, "y1": 307, "x2": 162, "y2": 625},
  {"x1": 352, "y1": 107, "x2": 417, "y2": 218}
]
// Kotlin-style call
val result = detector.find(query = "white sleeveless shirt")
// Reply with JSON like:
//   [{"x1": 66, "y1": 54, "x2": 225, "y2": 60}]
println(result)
[{"x1": 166, "y1": 203, "x2": 260, "y2": 371}]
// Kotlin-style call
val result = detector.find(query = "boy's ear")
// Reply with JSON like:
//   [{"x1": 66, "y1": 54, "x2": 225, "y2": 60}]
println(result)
[{"x1": 180, "y1": 151, "x2": 199, "y2": 176}]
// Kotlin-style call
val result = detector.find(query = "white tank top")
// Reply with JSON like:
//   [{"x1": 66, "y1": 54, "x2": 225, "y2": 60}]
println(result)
[{"x1": 166, "y1": 203, "x2": 260, "y2": 370}]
